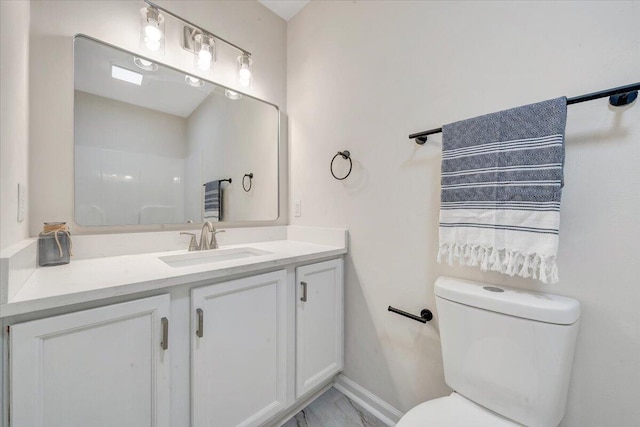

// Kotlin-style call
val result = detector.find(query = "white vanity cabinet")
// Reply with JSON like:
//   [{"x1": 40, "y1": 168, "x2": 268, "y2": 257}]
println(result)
[
  {"x1": 5, "y1": 257, "x2": 345, "y2": 427},
  {"x1": 191, "y1": 270, "x2": 288, "y2": 427},
  {"x1": 9, "y1": 294, "x2": 171, "y2": 427},
  {"x1": 295, "y1": 259, "x2": 344, "y2": 398}
]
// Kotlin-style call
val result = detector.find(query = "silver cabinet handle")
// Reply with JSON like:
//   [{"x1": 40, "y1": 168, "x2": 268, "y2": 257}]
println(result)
[
  {"x1": 161, "y1": 317, "x2": 169, "y2": 350},
  {"x1": 196, "y1": 308, "x2": 204, "y2": 338},
  {"x1": 300, "y1": 281, "x2": 308, "y2": 302}
]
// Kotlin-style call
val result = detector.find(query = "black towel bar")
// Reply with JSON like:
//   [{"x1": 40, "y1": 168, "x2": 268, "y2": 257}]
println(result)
[{"x1": 408, "y1": 81, "x2": 640, "y2": 144}]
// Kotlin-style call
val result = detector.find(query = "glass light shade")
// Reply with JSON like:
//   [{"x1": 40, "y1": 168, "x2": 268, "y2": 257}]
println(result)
[
  {"x1": 194, "y1": 33, "x2": 215, "y2": 72},
  {"x1": 237, "y1": 53, "x2": 253, "y2": 88},
  {"x1": 140, "y1": 7, "x2": 165, "y2": 56}
]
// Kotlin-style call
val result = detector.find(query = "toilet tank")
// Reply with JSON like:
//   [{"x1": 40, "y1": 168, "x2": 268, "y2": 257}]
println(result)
[{"x1": 435, "y1": 277, "x2": 580, "y2": 427}]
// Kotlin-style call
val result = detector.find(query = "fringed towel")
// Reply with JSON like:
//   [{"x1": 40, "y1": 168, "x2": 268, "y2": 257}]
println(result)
[
  {"x1": 438, "y1": 97, "x2": 567, "y2": 284},
  {"x1": 203, "y1": 180, "x2": 222, "y2": 222}
]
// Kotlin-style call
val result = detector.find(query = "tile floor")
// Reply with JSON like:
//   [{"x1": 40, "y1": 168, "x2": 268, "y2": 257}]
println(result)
[{"x1": 282, "y1": 387, "x2": 389, "y2": 427}]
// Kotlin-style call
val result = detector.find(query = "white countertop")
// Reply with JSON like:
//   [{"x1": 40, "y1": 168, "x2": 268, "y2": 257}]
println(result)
[{"x1": 1, "y1": 237, "x2": 346, "y2": 318}]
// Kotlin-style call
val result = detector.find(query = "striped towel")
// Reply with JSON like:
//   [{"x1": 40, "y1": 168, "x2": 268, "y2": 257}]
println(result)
[
  {"x1": 438, "y1": 97, "x2": 567, "y2": 284},
  {"x1": 203, "y1": 180, "x2": 222, "y2": 222}
]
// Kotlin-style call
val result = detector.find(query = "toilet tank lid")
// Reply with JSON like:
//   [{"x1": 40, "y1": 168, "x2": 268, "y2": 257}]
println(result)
[{"x1": 434, "y1": 277, "x2": 580, "y2": 325}]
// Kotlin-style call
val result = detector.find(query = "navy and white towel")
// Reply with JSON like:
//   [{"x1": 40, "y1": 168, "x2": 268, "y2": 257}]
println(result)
[
  {"x1": 438, "y1": 97, "x2": 567, "y2": 284},
  {"x1": 203, "y1": 180, "x2": 222, "y2": 222}
]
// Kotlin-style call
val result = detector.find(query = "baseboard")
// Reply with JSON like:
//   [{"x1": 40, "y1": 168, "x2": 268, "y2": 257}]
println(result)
[
  {"x1": 333, "y1": 374, "x2": 404, "y2": 426},
  {"x1": 272, "y1": 382, "x2": 334, "y2": 426}
]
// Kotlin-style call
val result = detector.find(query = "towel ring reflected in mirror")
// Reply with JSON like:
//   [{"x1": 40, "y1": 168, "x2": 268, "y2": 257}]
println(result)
[
  {"x1": 330, "y1": 150, "x2": 352, "y2": 180},
  {"x1": 242, "y1": 173, "x2": 254, "y2": 192}
]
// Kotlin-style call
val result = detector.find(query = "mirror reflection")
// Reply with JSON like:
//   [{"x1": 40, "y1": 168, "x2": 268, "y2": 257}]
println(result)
[{"x1": 74, "y1": 36, "x2": 279, "y2": 226}]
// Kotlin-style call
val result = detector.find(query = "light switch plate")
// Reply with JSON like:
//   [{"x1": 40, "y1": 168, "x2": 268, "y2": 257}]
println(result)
[
  {"x1": 294, "y1": 200, "x2": 301, "y2": 217},
  {"x1": 17, "y1": 183, "x2": 25, "y2": 222}
]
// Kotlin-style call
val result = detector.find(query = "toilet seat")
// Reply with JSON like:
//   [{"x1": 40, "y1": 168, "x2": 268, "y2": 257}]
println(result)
[{"x1": 396, "y1": 393, "x2": 520, "y2": 427}]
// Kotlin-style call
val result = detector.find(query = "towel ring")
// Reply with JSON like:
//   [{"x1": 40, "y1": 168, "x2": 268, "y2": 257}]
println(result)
[
  {"x1": 242, "y1": 173, "x2": 254, "y2": 192},
  {"x1": 330, "y1": 150, "x2": 352, "y2": 180}
]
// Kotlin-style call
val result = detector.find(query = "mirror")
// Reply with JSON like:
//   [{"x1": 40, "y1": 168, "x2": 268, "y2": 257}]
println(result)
[{"x1": 73, "y1": 36, "x2": 279, "y2": 226}]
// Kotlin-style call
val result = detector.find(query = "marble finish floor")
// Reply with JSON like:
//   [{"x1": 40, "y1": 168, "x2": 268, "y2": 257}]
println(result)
[{"x1": 282, "y1": 387, "x2": 389, "y2": 427}]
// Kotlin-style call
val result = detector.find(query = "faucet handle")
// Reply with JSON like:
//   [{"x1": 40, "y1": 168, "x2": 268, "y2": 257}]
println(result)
[
  {"x1": 180, "y1": 232, "x2": 199, "y2": 251},
  {"x1": 209, "y1": 229, "x2": 225, "y2": 249}
]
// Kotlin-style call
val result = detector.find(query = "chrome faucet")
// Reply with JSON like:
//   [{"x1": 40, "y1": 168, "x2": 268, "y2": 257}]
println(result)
[
  {"x1": 180, "y1": 222, "x2": 225, "y2": 251},
  {"x1": 199, "y1": 221, "x2": 214, "y2": 250}
]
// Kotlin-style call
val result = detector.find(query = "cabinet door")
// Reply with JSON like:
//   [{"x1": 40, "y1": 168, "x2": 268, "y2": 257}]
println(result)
[
  {"x1": 295, "y1": 258, "x2": 344, "y2": 398},
  {"x1": 192, "y1": 270, "x2": 287, "y2": 427},
  {"x1": 10, "y1": 294, "x2": 171, "y2": 427}
]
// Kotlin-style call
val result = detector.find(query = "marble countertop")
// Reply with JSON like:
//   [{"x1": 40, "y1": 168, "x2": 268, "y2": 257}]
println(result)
[{"x1": 1, "y1": 237, "x2": 346, "y2": 317}]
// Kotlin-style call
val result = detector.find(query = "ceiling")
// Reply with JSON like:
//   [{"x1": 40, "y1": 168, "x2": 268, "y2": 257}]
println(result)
[
  {"x1": 258, "y1": 0, "x2": 310, "y2": 21},
  {"x1": 74, "y1": 37, "x2": 215, "y2": 118}
]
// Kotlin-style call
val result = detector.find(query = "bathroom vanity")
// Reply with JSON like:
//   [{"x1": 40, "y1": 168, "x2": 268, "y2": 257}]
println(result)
[{"x1": 0, "y1": 226, "x2": 347, "y2": 427}]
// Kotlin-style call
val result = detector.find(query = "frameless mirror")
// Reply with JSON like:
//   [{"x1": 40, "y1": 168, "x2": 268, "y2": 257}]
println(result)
[{"x1": 73, "y1": 36, "x2": 279, "y2": 226}]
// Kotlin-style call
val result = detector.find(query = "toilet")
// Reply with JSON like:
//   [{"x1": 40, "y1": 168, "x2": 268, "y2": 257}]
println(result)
[{"x1": 397, "y1": 277, "x2": 581, "y2": 427}]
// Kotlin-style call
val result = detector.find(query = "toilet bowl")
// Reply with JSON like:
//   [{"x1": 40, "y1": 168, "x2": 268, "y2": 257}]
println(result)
[{"x1": 396, "y1": 277, "x2": 580, "y2": 427}]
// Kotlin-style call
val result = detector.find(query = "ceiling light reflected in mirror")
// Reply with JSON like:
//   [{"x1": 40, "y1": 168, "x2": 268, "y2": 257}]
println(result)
[
  {"x1": 133, "y1": 57, "x2": 158, "y2": 71},
  {"x1": 225, "y1": 89, "x2": 242, "y2": 100},
  {"x1": 185, "y1": 75, "x2": 205, "y2": 87}
]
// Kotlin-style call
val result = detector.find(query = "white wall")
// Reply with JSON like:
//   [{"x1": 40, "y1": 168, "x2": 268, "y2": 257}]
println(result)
[
  {"x1": 185, "y1": 92, "x2": 279, "y2": 222},
  {"x1": 0, "y1": 0, "x2": 30, "y2": 250},
  {"x1": 75, "y1": 91, "x2": 187, "y2": 157},
  {"x1": 28, "y1": 0, "x2": 287, "y2": 235},
  {"x1": 287, "y1": 2, "x2": 640, "y2": 426}
]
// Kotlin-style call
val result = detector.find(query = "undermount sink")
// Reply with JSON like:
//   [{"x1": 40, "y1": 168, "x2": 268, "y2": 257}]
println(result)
[{"x1": 159, "y1": 247, "x2": 272, "y2": 268}]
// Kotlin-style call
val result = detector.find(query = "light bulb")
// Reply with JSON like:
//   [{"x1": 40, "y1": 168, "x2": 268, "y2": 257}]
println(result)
[
  {"x1": 239, "y1": 67, "x2": 251, "y2": 80},
  {"x1": 138, "y1": 58, "x2": 153, "y2": 67},
  {"x1": 144, "y1": 22, "x2": 162, "y2": 41},
  {"x1": 197, "y1": 58, "x2": 210, "y2": 70},
  {"x1": 144, "y1": 37, "x2": 161, "y2": 52},
  {"x1": 199, "y1": 45, "x2": 212, "y2": 62},
  {"x1": 197, "y1": 44, "x2": 212, "y2": 70}
]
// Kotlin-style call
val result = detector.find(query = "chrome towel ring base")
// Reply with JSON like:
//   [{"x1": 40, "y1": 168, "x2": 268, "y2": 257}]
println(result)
[{"x1": 331, "y1": 150, "x2": 352, "y2": 180}]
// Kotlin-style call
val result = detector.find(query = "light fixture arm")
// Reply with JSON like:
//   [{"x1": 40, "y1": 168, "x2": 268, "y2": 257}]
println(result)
[{"x1": 143, "y1": 0, "x2": 252, "y2": 57}]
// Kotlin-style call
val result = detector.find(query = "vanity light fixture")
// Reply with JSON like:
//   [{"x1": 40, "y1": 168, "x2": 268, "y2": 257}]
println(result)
[
  {"x1": 141, "y1": 1, "x2": 254, "y2": 85},
  {"x1": 112, "y1": 65, "x2": 143, "y2": 85},
  {"x1": 224, "y1": 89, "x2": 243, "y2": 100},
  {"x1": 140, "y1": 5, "x2": 165, "y2": 55},
  {"x1": 237, "y1": 53, "x2": 252, "y2": 88},
  {"x1": 133, "y1": 57, "x2": 158, "y2": 71},
  {"x1": 185, "y1": 75, "x2": 205, "y2": 88}
]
